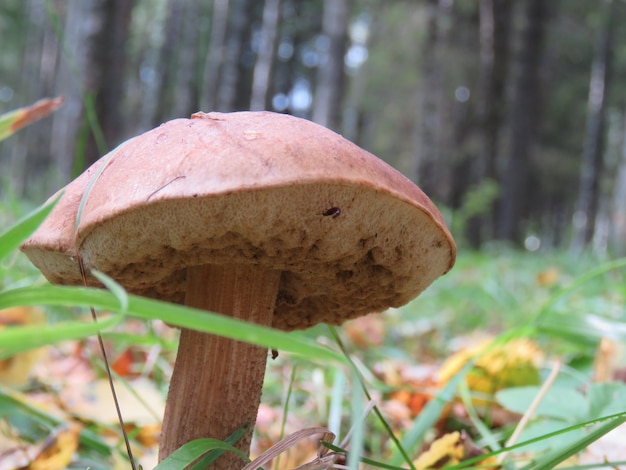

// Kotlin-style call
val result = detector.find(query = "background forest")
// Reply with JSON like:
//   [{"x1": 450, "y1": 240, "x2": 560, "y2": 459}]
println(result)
[
  {"x1": 1, "y1": 1, "x2": 626, "y2": 469},
  {"x1": 2, "y1": 0, "x2": 626, "y2": 254}
]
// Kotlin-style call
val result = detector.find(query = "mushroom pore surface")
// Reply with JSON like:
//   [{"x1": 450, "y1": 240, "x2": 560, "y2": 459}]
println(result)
[{"x1": 21, "y1": 111, "x2": 456, "y2": 330}]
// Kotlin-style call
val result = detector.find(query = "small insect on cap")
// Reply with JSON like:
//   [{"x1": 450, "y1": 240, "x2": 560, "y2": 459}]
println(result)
[{"x1": 21, "y1": 111, "x2": 455, "y2": 330}]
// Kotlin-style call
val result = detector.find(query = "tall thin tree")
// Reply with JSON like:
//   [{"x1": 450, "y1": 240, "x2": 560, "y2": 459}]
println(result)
[
  {"x1": 217, "y1": 0, "x2": 253, "y2": 111},
  {"x1": 467, "y1": 0, "x2": 511, "y2": 246},
  {"x1": 413, "y1": 0, "x2": 453, "y2": 200},
  {"x1": 83, "y1": 0, "x2": 135, "y2": 167},
  {"x1": 250, "y1": 0, "x2": 282, "y2": 111},
  {"x1": 202, "y1": 0, "x2": 230, "y2": 111},
  {"x1": 497, "y1": 0, "x2": 548, "y2": 242},
  {"x1": 312, "y1": 0, "x2": 351, "y2": 131},
  {"x1": 153, "y1": 0, "x2": 185, "y2": 124},
  {"x1": 572, "y1": 0, "x2": 615, "y2": 250},
  {"x1": 171, "y1": 2, "x2": 201, "y2": 119}
]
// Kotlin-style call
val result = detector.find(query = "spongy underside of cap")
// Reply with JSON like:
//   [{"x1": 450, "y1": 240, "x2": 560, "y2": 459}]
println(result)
[
  {"x1": 72, "y1": 183, "x2": 449, "y2": 330},
  {"x1": 22, "y1": 111, "x2": 456, "y2": 331}
]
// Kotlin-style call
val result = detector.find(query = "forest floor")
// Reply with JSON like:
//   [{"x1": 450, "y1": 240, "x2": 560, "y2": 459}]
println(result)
[{"x1": 1, "y1": 248, "x2": 625, "y2": 469}]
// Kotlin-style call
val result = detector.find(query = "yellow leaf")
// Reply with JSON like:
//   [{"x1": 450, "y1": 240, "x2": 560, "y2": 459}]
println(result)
[
  {"x1": 26, "y1": 424, "x2": 81, "y2": 470},
  {"x1": 413, "y1": 432, "x2": 500, "y2": 470},
  {"x1": 0, "y1": 307, "x2": 46, "y2": 387},
  {"x1": 413, "y1": 432, "x2": 464, "y2": 469},
  {"x1": 439, "y1": 338, "x2": 542, "y2": 404}
]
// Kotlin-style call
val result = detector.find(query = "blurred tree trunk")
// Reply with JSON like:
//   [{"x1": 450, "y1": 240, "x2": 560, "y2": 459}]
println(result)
[
  {"x1": 466, "y1": 0, "x2": 512, "y2": 247},
  {"x1": 153, "y1": 0, "x2": 185, "y2": 124},
  {"x1": 13, "y1": 0, "x2": 59, "y2": 197},
  {"x1": 217, "y1": 0, "x2": 254, "y2": 111},
  {"x1": 171, "y1": 2, "x2": 202, "y2": 118},
  {"x1": 413, "y1": 0, "x2": 452, "y2": 200},
  {"x1": 497, "y1": 0, "x2": 548, "y2": 242},
  {"x1": 271, "y1": 0, "x2": 322, "y2": 117},
  {"x1": 202, "y1": 0, "x2": 229, "y2": 111},
  {"x1": 49, "y1": 0, "x2": 93, "y2": 183},
  {"x1": 610, "y1": 110, "x2": 626, "y2": 256},
  {"x1": 479, "y1": 0, "x2": 511, "y2": 187},
  {"x1": 83, "y1": 0, "x2": 135, "y2": 167},
  {"x1": 572, "y1": 0, "x2": 615, "y2": 251},
  {"x1": 312, "y1": 0, "x2": 351, "y2": 131},
  {"x1": 250, "y1": 0, "x2": 281, "y2": 111}
]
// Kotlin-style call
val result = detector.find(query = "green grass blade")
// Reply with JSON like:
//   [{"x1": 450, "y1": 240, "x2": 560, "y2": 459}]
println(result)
[
  {"x1": 91, "y1": 269, "x2": 129, "y2": 312},
  {"x1": 154, "y1": 425, "x2": 250, "y2": 470},
  {"x1": 0, "y1": 194, "x2": 61, "y2": 261},
  {"x1": 0, "y1": 311, "x2": 123, "y2": 359},
  {"x1": 274, "y1": 365, "x2": 298, "y2": 470},
  {"x1": 458, "y1": 380, "x2": 501, "y2": 452},
  {"x1": 328, "y1": 367, "x2": 346, "y2": 440},
  {"x1": 447, "y1": 411, "x2": 626, "y2": 469},
  {"x1": 155, "y1": 439, "x2": 248, "y2": 469},
  {"x1": 327, "y1": 325, "x2": 415, "y2": 469},
  {"x1": 0, "y1": 285, "x2": 346, "y2": 365},
  {"x1": 0, "y1": 388, "x2": 111, "y2": 455},
  {"x1": 323, "y1": 442, "x2": 405, "y2": 470},
  {"x1": 558, "y1": 461, "x2": 626, "y2": 469},
  {"x1": 74, "y1": 138, "x2": 132, "y2": 231},
  {"x1": 536, "y1": 257, "x2": 626, "y2": 321},
  {"x1": 390, "y1": 360, "x2": 473, "y2": 465},
  {"x1": 0, "y1": 108, "x2": 22, "y2": 141},
  {"x1": 520, "y1": 413, "x2": 626, "y2": 470},
  {"x1": 537, "y1": 312, "x2": 626, "y2": 345},
  {"x1": 347, "y1": 368, "x2": 365, "y2": 470}
]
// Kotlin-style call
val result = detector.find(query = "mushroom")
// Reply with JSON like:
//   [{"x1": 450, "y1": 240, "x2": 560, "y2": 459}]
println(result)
[{"x1": 21, "y1": 111, "x2": 456, "y2": 467}]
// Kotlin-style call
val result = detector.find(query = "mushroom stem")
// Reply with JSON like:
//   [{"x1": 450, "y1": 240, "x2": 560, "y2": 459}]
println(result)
[{"x1": 159, "y1": 264, "x2": 281, "y2": 467}]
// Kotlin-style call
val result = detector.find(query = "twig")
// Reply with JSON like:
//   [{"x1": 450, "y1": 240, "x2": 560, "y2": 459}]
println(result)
[
  {"x1": 242, "y1": 427, "x2": 335, "y2": 470},
  {"x1": 498, "y1": 360, "x2": 562, "y2": 464},
  {"x1": 338, "y1": 399, "x2": 376, "y2": 449},
  {"x1": 77, "y1": 254, "x2": 137, "y2": 470}
]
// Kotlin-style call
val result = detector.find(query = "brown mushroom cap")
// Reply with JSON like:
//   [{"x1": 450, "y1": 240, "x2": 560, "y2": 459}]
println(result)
[{"x1": 21, "y1": 111, "x2": 455, "y2": 330}]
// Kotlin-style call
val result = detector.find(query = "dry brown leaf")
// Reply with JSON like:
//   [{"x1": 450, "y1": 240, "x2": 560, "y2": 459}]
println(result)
[
  {"x1": 5, "y1": 97, "x2": 64, "y2": 136},
  {"x1": 536, "y1": 267, "x2": 560, "y2": 287},
  {"x1": 593, "y1": 337, "x2": 626, "y2": 382},
  {"x1": 134, "y1": 423, "x2": 161, "y2": 448},
  {"x1": 244, "y1": 427, "x2": 335, "y2": 470},
  {"x1": 388, "y1": 376, "x2": 441, "y2": 418},
  {"x1": 110, "y1": 347, "x2": 147, "y2": 377}
]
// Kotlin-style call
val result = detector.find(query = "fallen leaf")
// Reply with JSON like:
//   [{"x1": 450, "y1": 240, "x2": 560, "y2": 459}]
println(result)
[
  {"x1": 23, "y1": 424, "x2": 81, "y2": 470},
  {"x1": 579, "y1": 422, "x2": 626, "y2": 466},
  {"x1": 388, "y1": 376, "x2": 440, "y2": 417},
  {"x1": 413, "y1": 431, "x2": 499, "y2": 470},
  {"x1": 439, "y1": 338, "x2": 542, "y2": 404},
  {"x1": 343, "y1": 313, "x2": 386, "y2": 347},
  {"x1": 134, "y1": 423, "x2": 161, "y2": 448},
  {"x1": 111, "y1": 348, "x2": 146, "y2": 377},
  {"x1": 413, "y1": 432, "x2": 465, "y2": 469},
  {"x1": 61, "y1": 377, "x2": 164, "y2": 426},
  {"x1": 0, "y1": 97, "x2": 64, "y2": 141},
  {"x1": 536, "y1": 267, "x2": 560, "y2": 287},
  {"x1": 0, "y1": 307, "x2": 47, "y2": 387}
]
